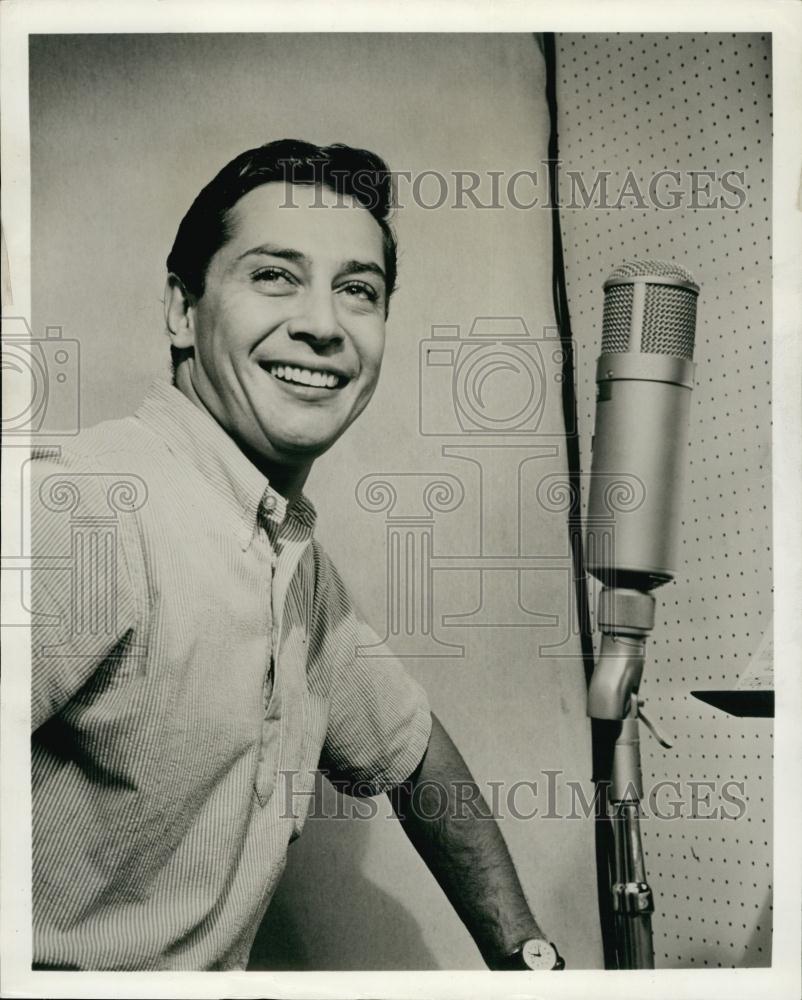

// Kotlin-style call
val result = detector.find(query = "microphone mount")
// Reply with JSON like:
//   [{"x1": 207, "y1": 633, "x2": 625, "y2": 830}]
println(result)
[{"x1": 588, "y1": 587, "x2": 654, "y2": 721}]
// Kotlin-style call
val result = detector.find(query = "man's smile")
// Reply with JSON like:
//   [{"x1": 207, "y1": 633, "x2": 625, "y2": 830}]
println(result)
[{"x1": 258, "y1": 359, "x2": 352, "y2": 392}]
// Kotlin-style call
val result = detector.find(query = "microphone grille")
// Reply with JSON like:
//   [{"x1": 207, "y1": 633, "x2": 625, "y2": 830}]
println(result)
[
  {"x1": 601, "y1": 283, "x2": 635, "y2": 353},
  {"x1": 606, "y1": 259, "x2": 697, "y2": 283},
  {"x1": 602, "y1": 259, "x2": 698, "y2": 360}
]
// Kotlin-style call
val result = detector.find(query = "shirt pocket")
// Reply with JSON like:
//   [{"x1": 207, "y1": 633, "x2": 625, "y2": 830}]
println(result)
[
  {"x1": 253, "y1": 672, "x2": 283, "y2": 807},
  {"x1": 286, "y1": 688, "x2": 330, "y2": 841},
  {"x1": 270, "y1": 615, "x2": 330, "y2": 838},
  {"x1": 253, "y1": 618, "x2": 311, "y2": 811}
]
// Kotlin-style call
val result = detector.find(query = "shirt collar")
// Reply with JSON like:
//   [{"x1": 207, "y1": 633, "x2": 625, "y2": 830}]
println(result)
[{"x1": 135, "y1": 379, "x2": 317, "y2": 550}]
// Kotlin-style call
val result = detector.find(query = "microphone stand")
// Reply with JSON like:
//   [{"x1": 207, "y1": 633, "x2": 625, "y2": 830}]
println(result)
[{"x1": 587, "y1": 587, "x2": 672, "y2": 970}]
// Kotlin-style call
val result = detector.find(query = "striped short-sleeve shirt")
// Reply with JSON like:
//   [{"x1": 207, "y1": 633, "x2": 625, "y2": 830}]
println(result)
[{"x1": 30, "y1": 379, "x2": 432, "y2": 970}]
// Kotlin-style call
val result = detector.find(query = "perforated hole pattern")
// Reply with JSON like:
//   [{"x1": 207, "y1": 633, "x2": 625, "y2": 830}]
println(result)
[{"x1": 556, "y1": 32, "x2": 773, "y2": 969}]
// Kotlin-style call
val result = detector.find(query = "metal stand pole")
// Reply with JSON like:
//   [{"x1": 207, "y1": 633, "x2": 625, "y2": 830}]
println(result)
[
  {"x1": 610, "y1": 700, "x2": 654, "y2": 969},
  {"x1": 588, "y1": 591, "x2": 672, "y2": 970}
]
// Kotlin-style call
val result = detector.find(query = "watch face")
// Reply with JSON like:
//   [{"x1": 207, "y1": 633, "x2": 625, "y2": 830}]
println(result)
[{"x1": 520, "y1": 938, "x2": 558, "y2": 970}]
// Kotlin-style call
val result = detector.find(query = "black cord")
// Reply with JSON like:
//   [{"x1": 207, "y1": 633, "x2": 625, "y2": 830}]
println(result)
[{"x1": 540, "y1": 31, "x2": 619, "y2": 971}]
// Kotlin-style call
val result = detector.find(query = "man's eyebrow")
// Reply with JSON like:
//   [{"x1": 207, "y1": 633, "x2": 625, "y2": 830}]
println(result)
[
  {"x1": 337, "y1": 259, "x2": 386, "y2": 284},
  {"x1": 236, "y1": 243, "x2": 309, "y2": 264}
]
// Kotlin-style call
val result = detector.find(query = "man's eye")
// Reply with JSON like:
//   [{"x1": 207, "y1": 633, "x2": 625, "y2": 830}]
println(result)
[
  {"x1": 252, "y1": 267, "x2": 296, "y2": 288},
  {"x1": 339, "y1": 281, "x2": 379, "y2": 304}
]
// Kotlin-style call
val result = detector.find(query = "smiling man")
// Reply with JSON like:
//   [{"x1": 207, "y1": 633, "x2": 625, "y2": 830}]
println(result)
[
  {"x1": 30, "y1": 140, "x2": 562, "y2": 972},
  {"x1": 164, "y1": 171, "x2": 389, "y2": 493}
]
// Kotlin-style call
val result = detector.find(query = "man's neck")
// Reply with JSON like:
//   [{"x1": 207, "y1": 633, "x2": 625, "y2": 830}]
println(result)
[
  {"x1": 174, "y1": 365, "x2": 311, "y2": 504},
  {"x1": 240, "y1": 444, "x2": 310, "y2": 504}
]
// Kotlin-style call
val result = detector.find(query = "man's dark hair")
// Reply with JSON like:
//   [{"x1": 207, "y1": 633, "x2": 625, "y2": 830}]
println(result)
[{"x1": 167, "y1": 136, "x2": 398, "y2": 324}]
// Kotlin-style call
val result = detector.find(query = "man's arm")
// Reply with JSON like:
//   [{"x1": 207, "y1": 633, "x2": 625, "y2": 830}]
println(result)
[{"x1": 387, "y1": 711, "x2": 549, "y2": 969}]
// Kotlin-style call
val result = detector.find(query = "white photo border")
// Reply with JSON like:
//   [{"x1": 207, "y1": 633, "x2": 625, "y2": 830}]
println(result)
[{"x1": 2, "y1": 2, "x2": 800, "y2": 998}]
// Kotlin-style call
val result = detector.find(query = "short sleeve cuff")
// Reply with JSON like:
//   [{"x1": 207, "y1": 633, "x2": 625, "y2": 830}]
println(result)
[{"x1": 322, "y1": 679, "x2": 432, "y2": 799}]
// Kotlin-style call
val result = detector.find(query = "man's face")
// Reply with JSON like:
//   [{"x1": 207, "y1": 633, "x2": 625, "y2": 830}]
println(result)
[{"x1": 182, "y1": 182, "x2": 388, "y2": 468}]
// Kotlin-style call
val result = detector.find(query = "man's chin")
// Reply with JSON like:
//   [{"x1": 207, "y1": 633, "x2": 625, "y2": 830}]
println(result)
[{"x1": 246, "y1": 432, "x2": 336, "y2": 469}]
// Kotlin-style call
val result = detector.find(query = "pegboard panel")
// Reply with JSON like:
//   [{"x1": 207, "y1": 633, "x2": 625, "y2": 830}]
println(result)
[{"x1": 555, "y1": 33, "x2": 773, "y2": 968}]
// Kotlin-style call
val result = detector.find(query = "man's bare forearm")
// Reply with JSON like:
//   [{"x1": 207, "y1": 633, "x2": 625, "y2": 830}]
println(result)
[{"x1": 388, "y1": 712, "x2": 545, "y2": 968}]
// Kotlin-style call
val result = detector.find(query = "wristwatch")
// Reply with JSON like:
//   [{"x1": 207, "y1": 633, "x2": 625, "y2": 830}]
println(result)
[{"x1": 498, "y1": 937, "x2": 565, "y2": 971}]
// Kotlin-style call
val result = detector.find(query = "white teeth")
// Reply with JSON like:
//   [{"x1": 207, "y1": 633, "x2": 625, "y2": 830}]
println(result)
[{"x1": 267, "y1": 363, "x2": 341, "y2": 389}]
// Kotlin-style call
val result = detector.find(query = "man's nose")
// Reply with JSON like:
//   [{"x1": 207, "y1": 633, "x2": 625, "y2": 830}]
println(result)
[{"x1": 286, "y1": 289, "x2": 344, "y2": 350}]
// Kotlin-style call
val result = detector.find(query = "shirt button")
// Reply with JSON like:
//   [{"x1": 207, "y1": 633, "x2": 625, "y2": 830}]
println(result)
[{"x1": 263, "y1": 494, "x2": 277, "y2": 513}]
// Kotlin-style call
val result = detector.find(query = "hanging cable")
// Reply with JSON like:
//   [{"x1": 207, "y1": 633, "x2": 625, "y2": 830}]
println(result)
[{"x1": 539, "y1": 31, "x2": 619, "y2": 970}]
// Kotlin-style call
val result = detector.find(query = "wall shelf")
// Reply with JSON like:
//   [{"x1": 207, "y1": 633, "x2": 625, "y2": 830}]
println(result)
[{"x1": 690, "y1": 690, "x2": 774, "y2": 718}]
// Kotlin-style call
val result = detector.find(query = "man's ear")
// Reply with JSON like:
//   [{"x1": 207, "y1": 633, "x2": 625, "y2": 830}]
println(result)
[{"x1": 164, "y1": 273, "x2": 197, "y2": 350}]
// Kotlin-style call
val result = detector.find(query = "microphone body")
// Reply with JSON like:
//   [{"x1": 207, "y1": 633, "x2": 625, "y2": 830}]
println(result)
[
  {"x1": 586, "y1": 261, "x2": 699, "y2": 592},
  {"x1": 584, "y1": 260, "x2": 700, "y2": 971}
]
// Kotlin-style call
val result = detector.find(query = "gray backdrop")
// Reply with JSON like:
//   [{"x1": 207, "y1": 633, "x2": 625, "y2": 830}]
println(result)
[{"x1": 29, "y1": 34, "x2": 602, "y2": 970}]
